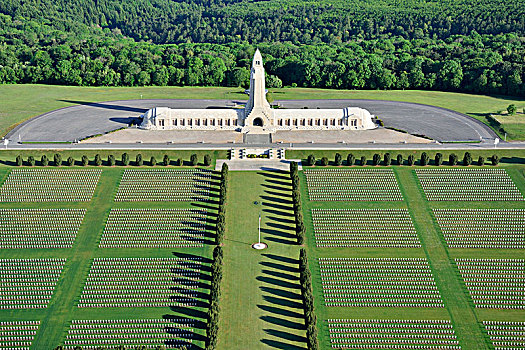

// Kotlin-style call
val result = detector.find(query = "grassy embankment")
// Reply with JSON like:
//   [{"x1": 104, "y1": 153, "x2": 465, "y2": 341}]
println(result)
[{"x1": 0, "y1": 84, "x2": 524, "y2": 139}]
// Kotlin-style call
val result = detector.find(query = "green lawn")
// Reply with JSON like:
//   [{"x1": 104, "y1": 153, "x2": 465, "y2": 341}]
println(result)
[
  {"x1": 0, "y1": 166, "x2": 214, "y2": 349},
  {"x1": 297, "y1": 164, "x2": 525, "y2": 350},
  {"x1": 1, "y1": 84, "x2": 524, "y2": 139},
  {"x1": 217, "y1": 171, "x2": 306, "y2": 349},
  {"x1": 0, "y1": 160, "x2": 524, "y2": 349}
]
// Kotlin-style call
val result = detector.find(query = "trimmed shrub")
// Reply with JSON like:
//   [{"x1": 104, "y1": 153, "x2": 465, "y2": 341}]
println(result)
[
  {"x1": 321, "y1": 157, "x2": 329, "y2": 166},
  {"x1": 435, "y1": 153, "x2": 443, "y2": 166},
  {"x1": 81, "y1": 155, "x2": 89, "y2": 166},
  {"x1": 360, "y1": 156, "x2": 367, "y2": 166},
  {"x1": 384, "y1": 153, "x2": 391, "y2": 166},
  {"x1": 190, "y1": 154, "x2": 198, "y2": 166},
  {"x1": 396, "y1": 154, "x2": 403, "y2": 165},
  {"x1": 449, "y1": 153, "x2": 458, "y2": 166},
  {"x1": 491, "y1": 154, "x2": 500, "y2": 166},
  {"x1": 136, "y1": 154, "x2": 143, "y2": 166},
  {"x1": 108, "y1": 155, "x2": 115, "y2": 166},
  {"x1": 463, "y1": 152, "x2": 472, "y2": 166},
  {"x1": 420, "y1": 152, "x2": 429, "y2": 166},
  {"x1": 372, "y1": 153, "x2": 381, "y2": 166},
  {"x1": 478, "y1": 156, "x2": 485, "y2": 166},
  {"x1": 28, "y1": 156, "x2": 35, "y2": 167},
  {"x1": 507, "y1": 104, "x2": 517, "y2": 115},
  {"x1": 204, "y1": 154, "x2": 212, "y2": 166},
  {"x1": 150, "y1": 156, "x2": 157, "y2": 166},
  {"x1": 163, "y1": 154, "x2": 170, "y2": 166},
  {"x1": 66, "y1": 156, "x2": 74, "y2": 166},
  {"x1": 121, "y1": 153, "x2": 129, "y2": 166},
  {"x1": 334, "y1": 153, "x2": 342, "y2": 166},
  {"x1": 54, "y1": 154, "x2": 62, "y2": 167},
  {"x1": 306, "y1": 154, "x2": 316, "y2": 166},
  {"x1": 407, "y1": 154, "x2": 414, "y2": 166},
  {"x1": 346, "y1": 153, "x2": 355, "y2": 166},
  {"x1": 94, "y1": 154, "x2": 102, "y2": 166},
  {"x1": 16, "y1": 155, "x2": 23, "y2": 166},
  {"x1": 41, "y1": 155, "x2": 48, "y2": 167}
]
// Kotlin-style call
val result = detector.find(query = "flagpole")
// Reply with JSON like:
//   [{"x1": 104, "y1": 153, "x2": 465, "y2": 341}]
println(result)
[{"x1": 258, "y1": 214, "x2": 261, "y2": 244}]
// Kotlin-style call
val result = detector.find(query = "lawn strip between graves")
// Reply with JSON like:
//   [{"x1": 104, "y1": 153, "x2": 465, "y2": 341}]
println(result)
[
  {"x1": 217, "y1": 171, "x2": 307, "y2": 350},
  {"x1": 395, "y1": 167, "x2": 489, "y2": 350}
]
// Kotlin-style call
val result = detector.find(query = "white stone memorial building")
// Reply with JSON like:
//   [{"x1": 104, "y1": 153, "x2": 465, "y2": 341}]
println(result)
[{"x1": 140, "y1": 49, "x2": 376, "y2": 133}]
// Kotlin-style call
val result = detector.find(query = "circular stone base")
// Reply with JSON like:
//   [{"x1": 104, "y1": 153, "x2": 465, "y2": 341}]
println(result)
[{"x1": 252, "y1": 242, "x2": 268, "y2": 250}]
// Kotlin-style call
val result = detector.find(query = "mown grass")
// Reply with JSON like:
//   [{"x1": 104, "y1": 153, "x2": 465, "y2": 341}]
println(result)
[
  {"x1": 298, "y1": 164, "x2": 525, "y2": 350},
  {"x1": 0, "y1": 165, "x2": 214, "y2": 349},
  {"x1": 0, "y1": 160, "x2": 523, "y2": 349},
  {"x1": 1, "y1": 84, "x2": 524, "y2": 138},
  {"x1": 217, "y1": 171, "x2": 306, "y2": 349}
]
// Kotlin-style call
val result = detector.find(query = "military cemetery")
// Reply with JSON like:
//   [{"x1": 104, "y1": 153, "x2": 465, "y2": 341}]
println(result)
[{"x1": 1, "y1": 4, "x2": 525, "y2": 347}]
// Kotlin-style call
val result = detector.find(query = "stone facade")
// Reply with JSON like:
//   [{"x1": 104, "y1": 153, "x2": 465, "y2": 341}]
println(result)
[{"x1": 140, "y1": 49, "x2": 376, "y2": 132}]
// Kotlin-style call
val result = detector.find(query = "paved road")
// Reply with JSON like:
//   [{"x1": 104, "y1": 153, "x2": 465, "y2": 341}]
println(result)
[
  {"x1": 4, "y1": 141, "x2": 524, "y2": 151},
  {"x1": 7, "y1": 99, "x2": 496, "y2": 143}
]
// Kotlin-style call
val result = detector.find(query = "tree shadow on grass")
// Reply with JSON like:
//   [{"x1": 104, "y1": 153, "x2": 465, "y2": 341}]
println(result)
[
  {"x1": 257, "y1": 276, "x2": 300, "y2": 290},
  {"x1": 260, "y1": 339, "x2": 306, "y2": 350},
  {"x1": 263, "y1": 295, "x2": 303, "y2": 309},
  {"x1": 264, "y1": 329, "x2": 307, "y2": 343},
  {"x1": 262, "y1": 194, "x2": 293, "y2": 205},
  {"x1": 262, "y1": 269, "x2": 299, "y2": 281},
  {"x1": 263, "y1": 254, "x2": 299, "y2": 265},
  {"x1": 261, "y1": 200, "x2": 293, "y2": 212},
  {"x1": 260, "y1": 286, "x2": 302, "y2": 300},
  {"x1": 263, "y1": 208, "x2": 293, "y2": 217},
  {"x1": 165, "y1": 307, "x2": 208, "y2": 326},
  {"x1": 262, "y1": 230, "x2": 297, "y2": 245},
  {"x1": 260, "y1": 261, "x2": 299, "y2": 273},
  {"x1": 260, "y1": 316, "x2": 305, "y2": 330},
  {"x1": 257, "y1": 305, "x2": 305, "y2": 319},
  {"x1": 262, "y1": 183, "x2": 291, "y2": 192},
  {"x1": 258, "y1": 170, "x2": 291, "y2": 181}
]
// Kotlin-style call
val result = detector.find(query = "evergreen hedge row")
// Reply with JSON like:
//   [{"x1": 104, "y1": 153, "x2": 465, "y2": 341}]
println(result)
[
  {"x1": 290, "y1": 162, "x2": 305, "y2": 245},
  {"x1": 206, "y1": 246, "x2": 223, "y2": 350},
  {"x1": 299, "y1": 248, "x2": 318, "y2": 350},
  {"x1": 304, "y1": 152, "x2": 501, "y2": 166},
  {"x1": 216, "y1": 163, "x2": 228, "y2": 245}
]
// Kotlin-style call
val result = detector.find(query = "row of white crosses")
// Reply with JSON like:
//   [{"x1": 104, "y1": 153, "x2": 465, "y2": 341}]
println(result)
[
  {"x1": 433, "y1": 209, "x2": 525, "y2": 249},
  {"x1": 0, "y1": 209, "x2": 86, "y2": 249},
  {"x1": 312, "y1": 208, "x2": 420, "y2": 248},
  {"x1": 482, "y1": 321, "x2": 525, "y2": 349},
  {"x1": 0, "y1": 320, "x2": 40, "y2": 349},
  {"x1": 327, "y1": 319, "x2": 460, "y2": 349},
  {"x1": 415, "y1": 168, "x2": 524, "y2": 201},
  {"x1": 78, "y1": 258, "x2": 201, "y2": 308},
  {"x1": 304, "y1": 168, "x2": 403, "y2": 201},
  {"x1": 319, "y1": 258, "x2": 444, "y2": 308},
  {"x1": 63, "y1": 319, "x2": 194, "y2": 349},
  {"x1": 115, "y1": 169, "x2": 212, "y2": 202},
  {"x1": 0, "y1": 169, "x2": 101, "y2": 202},
  {"x1": 0, "y1": 259, "x2": 66, "y2": 309},
  {"x1": 99, "y1": 208, "x2": 207, "y2": 248},
  {"x1": 455, "y1": 259, "x2": 524, "y2": 309}
]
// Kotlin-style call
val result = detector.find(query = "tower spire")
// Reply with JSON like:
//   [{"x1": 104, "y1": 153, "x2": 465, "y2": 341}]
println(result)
[{"x1": 245, "y1": 49, "x2": 270, "y2": 116}]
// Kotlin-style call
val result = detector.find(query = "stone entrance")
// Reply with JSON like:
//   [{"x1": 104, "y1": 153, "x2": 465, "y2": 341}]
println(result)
[{"x1": 253, "y1": 117, "x2": 263, "y2": 127}]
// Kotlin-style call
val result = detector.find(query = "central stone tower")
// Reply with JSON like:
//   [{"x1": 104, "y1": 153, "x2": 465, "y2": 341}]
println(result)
[{"x1": 243, "y1": 49, "x2": 274, "y2": 128}]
